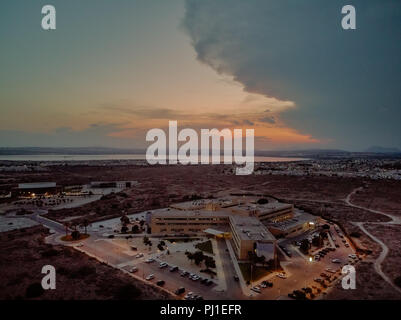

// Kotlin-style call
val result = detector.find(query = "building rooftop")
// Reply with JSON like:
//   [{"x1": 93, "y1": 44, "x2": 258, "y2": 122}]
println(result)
[
  {"x1": 17, "y1": 182, "x2": 57, "y2": 189},
  {"x1": 151, "y1": 207, "x2": 229, "y2": 218},
  {"x1": 229, "y1": 215, "x2": 275, "y2": 241},
  {"x1": 265, "y1": 211, "x2": 317, "y2": 231}
]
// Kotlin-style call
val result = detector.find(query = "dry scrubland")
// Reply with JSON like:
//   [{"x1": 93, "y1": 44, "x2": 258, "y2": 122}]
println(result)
[
  {"x1": 0, "y1": 225, "x2": 173, "y2": 300},
  {"x1": 351, "y1": 180, "x2": 401, "y2": 217},
  {"x1": 325, "y1": 261, "x2": 400, "y2": 300},
  {"x1": 364, "y1": 224, "x2": 401, "y2": 282},
  {"x1": 1, "y1": 164, "x2": 401, "y2": 299}
]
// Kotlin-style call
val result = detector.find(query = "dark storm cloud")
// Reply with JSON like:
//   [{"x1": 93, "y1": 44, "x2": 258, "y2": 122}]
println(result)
[{"x1": 182, "y1": 0, "x2": 401, "y2": 150}]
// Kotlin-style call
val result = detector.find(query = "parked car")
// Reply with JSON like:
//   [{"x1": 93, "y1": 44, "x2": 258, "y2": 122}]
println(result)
[
  {"x1": 159, "y1": 262, "x2": 168, "y2": 268},
  {"x1": 145, "y1": 274, "x2": 154, "y2": 280},
  {"x1": 206, "y1": 280, "x2": 214, "y2": 286},
  {"x1": 145, "y1": 258, "x2": 154, "y2": 263},
  {"x1": 251, "y1": 286, "x2": 261, "y2": 293},
  {"x1": 129, "y1": 266, "x2": 138, "y2": 273},
  {"x1": 325, "y1": 268, "x2": 336, "y2": 273},
  {"x1": 184, "y1": 292, "x2": 194, "y2": 300},
  {"x1": 135, "y1": 253, "x2": 144, "y2": 258},
  {"x1": 175, "y1": 287, "x2": 185, "y2": 295},
  {"x1": 169, "y1": 266, "x2": 178, "y2": 272}
]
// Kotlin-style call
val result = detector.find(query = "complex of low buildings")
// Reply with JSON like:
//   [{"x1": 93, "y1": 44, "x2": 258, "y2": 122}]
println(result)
[
  {"x1": 9, "y1": 180, "x2": 137, "y2": 198},
  {"x1": 149, "y1": 195, "x2": 318, "y2": 261},
  {"x1": 11, "y1": 182, "x2": 62, "y2": 197}
]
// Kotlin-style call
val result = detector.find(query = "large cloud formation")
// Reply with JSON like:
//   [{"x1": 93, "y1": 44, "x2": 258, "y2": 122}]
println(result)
[{"x1": 182, "y1": 0, "x2": 401, "y2": 150}]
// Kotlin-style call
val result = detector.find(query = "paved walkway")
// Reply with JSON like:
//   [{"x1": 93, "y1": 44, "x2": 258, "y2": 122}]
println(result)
[{"x1": 225, "y1": 239, "x2": 251, "y2": 297}]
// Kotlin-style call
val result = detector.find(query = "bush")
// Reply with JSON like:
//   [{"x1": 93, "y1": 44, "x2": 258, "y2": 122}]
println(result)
[
  {"x1": 395, "y1": 276, "x2": 401, "y2": 288},
  {"x1": 41, "y1": 248, "x2": 59, "y2": 258},
  {"x1": 350, "y1": 232, "x2": 361, "y2": 238},
  {"x1": 25, "y1": 283, "x2": 45, "y2": 298},
  {"x1": 71, "y1": 230, "x2": 81, "y2": 240},
  {"x1": 70, "y1": 265, "x2": 96, "y2": 278},
  {"x1": 78, "y1": 265, "x2": 96, "y2": 276},
  {"x1": 113, "y1": 284, "x2": 141, "y2": 300}
]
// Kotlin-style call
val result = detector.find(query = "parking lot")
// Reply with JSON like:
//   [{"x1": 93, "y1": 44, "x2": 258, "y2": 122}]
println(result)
[
  {"x1": 64, "y1": 214, "x2": 359, "y2": 300},
  {"x1": 248, "y1": 223, "x2": 359, "y2": 299}
]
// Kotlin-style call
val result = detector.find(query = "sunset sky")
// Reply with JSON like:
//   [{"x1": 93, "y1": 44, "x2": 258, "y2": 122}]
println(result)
[{"x1": 1, "y1": 0, "x2": 400, "y2": 151}]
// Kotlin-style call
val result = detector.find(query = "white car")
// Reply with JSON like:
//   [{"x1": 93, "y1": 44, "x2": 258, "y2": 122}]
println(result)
[
  {"x1": 76, "y1": 243, "x2": 84, "y2": 247},
  {"x1": 332, "y1": 259, "x2": 341, "y2": 263},
  {"x1": 276, "y1": 273, "x2": 287, "y2": 279},
  {"x1": 159, "y1": 262, "x2": 168, "y2": 268},
  {"x1": 145, "y1": 274, "x2": 154, "y2": 280},
  {"x1": 135, "y1": 253, "x2": 144, "y2": 258},
  {"x1": 145, "y1": 258, "x2": 154, "y2": 263},
  {"x1": 184, "y1": 292, "x2": 194, "y2": 300},
  {"x1": 129, "y1": 266, "x2": 138, "y2": 273},
  {"x1": 251, "y1": 287, "x2": 261, "y2": 293},
  {"x1": 348, "y1": 254, "x2": 357, "y2": 259}
]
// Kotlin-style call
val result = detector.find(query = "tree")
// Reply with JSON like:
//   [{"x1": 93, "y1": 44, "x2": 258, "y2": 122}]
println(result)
[
  {"x1": 71, "y1": 230, "x2": 81, "y2": 240},
  {"x1": 312, "y1": 235, "x2": 323, "y2": 247},
  {"x1": 121, "y1": 225, "x2": 128, "y2": 233},
  {"x1": 120, "y1": 215, "x2": 130, "y2": 225},
  {"x1": 143, "y1": 236, "x2": 149, "y2": 245},
  {"x1": 300, "y1": 239, "x2": 311, "y2": 253},
  {"x1": 63, "y1": 222, "x2": 70, "y2": 236},
  {"x1": 258, "y1": 254, "x2": 266, "y2": 267},
  {"x1": 81, "y1": 219, "x2": 89, "y2": 235},
  {"x1": 186, "y1": 252, "x2": 194, "y2": 264},
  {"x1": 193, "y1": 251, "x2": 204, "y2": 266},
  {"x1": 132, "y1": 225, "x2": 140, "y2": 233},
  {"x1": 204, "y1": 256, "x2": 216, "y2": 269}
]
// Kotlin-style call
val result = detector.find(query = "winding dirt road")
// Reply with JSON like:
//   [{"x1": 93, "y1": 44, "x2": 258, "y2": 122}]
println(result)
[{"x1": 345, "y1": 187, "x2": 401, "y2": 294}]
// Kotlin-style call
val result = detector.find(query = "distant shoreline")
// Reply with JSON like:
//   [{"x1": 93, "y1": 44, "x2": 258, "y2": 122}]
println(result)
[{"x1": 0, "y1": 154, "x2": 309, "y2": 163}]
